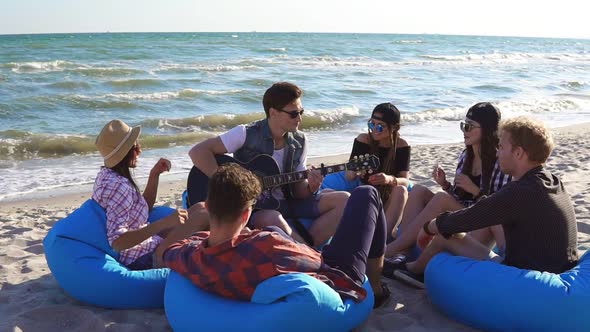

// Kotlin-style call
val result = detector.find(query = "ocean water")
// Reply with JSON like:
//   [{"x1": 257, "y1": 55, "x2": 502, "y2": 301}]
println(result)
[{"x1": 1, "y1": 32, "x2": 589, "y2": 201}]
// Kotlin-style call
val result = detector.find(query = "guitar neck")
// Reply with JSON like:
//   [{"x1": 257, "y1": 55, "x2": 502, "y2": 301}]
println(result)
[{"x1": 261, "y1": 163, "x2": 347, "y2": 189}]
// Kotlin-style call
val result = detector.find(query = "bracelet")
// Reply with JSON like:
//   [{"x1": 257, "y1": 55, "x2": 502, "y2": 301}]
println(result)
[
  {"x1": 390, "y1": 176, "x2": 398, "y2": 187},
  {"x1": 423, "y1": 220, "x2": 436, "y2": 236}
]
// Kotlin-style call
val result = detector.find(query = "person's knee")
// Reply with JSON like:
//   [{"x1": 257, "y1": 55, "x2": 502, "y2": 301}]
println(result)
[
  {"x1": 351, "y1": 185, "x2": 379, "y2": 201},
  {"x1": 430, "y1": 191, "x2": 454, "y2": 207},
  {"x1": 408, "y1": 184, "x2": 432, "y2": 202},
  {"x1": 321, "y1": 190, "x2": 350, "y2": 203},
  {"x1": 251, "y1": 210, "x2": 284, "y2": 227}
]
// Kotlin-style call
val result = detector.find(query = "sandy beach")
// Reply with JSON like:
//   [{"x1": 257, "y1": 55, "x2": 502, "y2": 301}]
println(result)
[{"x1": 1, "y1": 123, "x2": 588, "y2": 332}]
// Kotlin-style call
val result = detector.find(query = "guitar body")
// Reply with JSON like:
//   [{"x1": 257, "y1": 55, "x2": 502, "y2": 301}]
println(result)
[{"x1": 186, "y1": 154, "x2": 282, "y2": 210}]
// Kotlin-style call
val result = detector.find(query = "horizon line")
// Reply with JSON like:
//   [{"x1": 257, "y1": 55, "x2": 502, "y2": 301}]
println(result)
[{"x1": 1, "y1": 31, "x2": 588, "y2": 41}]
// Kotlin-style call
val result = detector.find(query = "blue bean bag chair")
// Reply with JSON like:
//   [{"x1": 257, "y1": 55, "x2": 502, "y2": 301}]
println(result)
[
  {"x1": 165, "y1": 271, "x2": 374, "y2": 332},
  {"x1": 321, "y1": 171, "x2": 362, "y2": 192},
  {"x1": 321, "y1": 171, "x2": 413, "y2": 193},
  {"x1": 43, "y1": 199, "x2": 175, "y2": 309},
  {"x1": 425, "y1": 251, "x2": 590, "y2": 332}
]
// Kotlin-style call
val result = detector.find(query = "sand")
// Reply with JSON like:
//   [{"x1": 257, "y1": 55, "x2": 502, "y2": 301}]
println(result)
[{"x1": 1, "y1": 123, "x2": 588, "y2": 332}]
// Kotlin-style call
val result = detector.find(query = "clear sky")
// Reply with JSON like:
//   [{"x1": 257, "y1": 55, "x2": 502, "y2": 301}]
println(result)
[{"x1": 1, "y1": 0, "x2": 588, "y2": 39}]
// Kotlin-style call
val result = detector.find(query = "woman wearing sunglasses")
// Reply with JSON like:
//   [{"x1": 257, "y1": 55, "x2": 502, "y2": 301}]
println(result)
[
  {"x1": 345, "y1": 102, "x2": 411, "y2": 240},
  {"x1": 383, "y1": 103, "x2": 512, "y2": 282}
]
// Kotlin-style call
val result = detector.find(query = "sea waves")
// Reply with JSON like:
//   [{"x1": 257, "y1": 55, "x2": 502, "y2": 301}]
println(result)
[{"x1": 3, "y1": 95, "x2": 587, "y2": 161}]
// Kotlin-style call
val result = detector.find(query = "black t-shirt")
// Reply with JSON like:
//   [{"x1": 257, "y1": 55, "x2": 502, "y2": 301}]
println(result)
[{"x1": 349, "y1": 139, "x2": 410, "y2": 182}]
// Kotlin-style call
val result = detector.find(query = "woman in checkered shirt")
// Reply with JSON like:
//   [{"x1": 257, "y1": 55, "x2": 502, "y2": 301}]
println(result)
[{"x1": 93, "y1": 119, "x2": 207, "y2": 270}]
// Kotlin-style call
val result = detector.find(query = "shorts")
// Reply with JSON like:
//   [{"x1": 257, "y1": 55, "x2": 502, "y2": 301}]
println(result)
[
  {"x1": 127, "y1": 251, "x2": 156, "y2": 271},
  {"x1": 276, "y1": 194, "x2": 321, "y2": 219},
  {"x1": 249, "y1": 194, "x2": 321, "y2": 226}
]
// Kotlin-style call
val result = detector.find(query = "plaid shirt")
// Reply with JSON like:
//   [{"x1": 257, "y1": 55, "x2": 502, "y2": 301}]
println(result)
[
  {"x1": 92, "y1": 167, "x2": 162, "y2": 265},
  {"x1": 447, "y1": 149, "x2": 512, "y2": 206},
  {"x1": 163, "y1": 229, "x2": 367, "y2": 302}
]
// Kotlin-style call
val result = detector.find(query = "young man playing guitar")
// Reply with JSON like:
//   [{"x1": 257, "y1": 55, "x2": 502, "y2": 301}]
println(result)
[{"x1": 189, "y1": 82, "x2": 350, "y2": 246}]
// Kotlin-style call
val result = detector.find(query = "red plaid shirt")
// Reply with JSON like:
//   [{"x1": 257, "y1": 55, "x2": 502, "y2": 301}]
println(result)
[{"x1": 163, "y1": 229, "x2": 367, "y2": 302}]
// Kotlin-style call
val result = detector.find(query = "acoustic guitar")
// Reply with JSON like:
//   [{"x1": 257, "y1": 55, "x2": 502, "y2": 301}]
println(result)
[{"x1": 186, "y1": 153, "x2": 380, "y2": 210}]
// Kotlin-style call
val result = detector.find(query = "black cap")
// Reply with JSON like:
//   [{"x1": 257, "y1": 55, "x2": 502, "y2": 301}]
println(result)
[
  {"x1": 466, "y1": 102, "x2": 501, "y2": 132},
  {"x1": 371, "y1": 102, "x2": 401, "y2": 125}
]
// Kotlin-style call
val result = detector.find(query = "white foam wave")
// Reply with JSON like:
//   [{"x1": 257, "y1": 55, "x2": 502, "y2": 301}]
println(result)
[
  {"x1": 306, "y1": 105, "x2": 360, "y2": 117},
  {"x1": 155, "y1": 63, "x2": 259, "y2": 73},
  {"x1": 6, "y1": 60, "x2": 82, "y2": 73},
  {"x1": 418, "y1": 52, "x2": 590, "y2": 65},
  {"x1": 98, "y1": 89, "x2": 244, "y2": 101},
  {"x1": 258, "y1": 52, "x2": 590, "y2": 69},
  {"x1": 3, "y1": 60, "x2": 146, "y2": 76},
  {"x1": 496, "y1": 97, "x2": 590, "y2": 117},
  {"x1": 397, "y1": 40, "x2": 424, "y2": 44},
  {"x1": 402, "y1": 96, "x2": 590, "y2": 125}
]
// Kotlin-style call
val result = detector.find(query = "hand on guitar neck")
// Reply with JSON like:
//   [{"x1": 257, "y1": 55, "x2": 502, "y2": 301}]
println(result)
[{"x1": 187, "y1": 154, "x2": 380, "y2": 210}]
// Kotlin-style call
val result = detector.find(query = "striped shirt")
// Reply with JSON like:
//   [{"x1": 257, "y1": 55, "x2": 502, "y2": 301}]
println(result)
[
  {"x1": 447, "y1": 149, "x2": 512, "y2": 206},
  {"x1": 92, "y1": 167, "x2": 162, "y2": 266}
]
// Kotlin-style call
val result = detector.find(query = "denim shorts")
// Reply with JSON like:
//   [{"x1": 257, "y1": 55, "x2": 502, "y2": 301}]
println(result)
[{"x1": 276, "y1": 194, "x2": 321, "y2": 219}]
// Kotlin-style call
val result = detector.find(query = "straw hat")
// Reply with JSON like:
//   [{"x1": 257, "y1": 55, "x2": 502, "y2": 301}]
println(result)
[{"x1": 95, "y1": 119, "x2": 141, "y2": 168}]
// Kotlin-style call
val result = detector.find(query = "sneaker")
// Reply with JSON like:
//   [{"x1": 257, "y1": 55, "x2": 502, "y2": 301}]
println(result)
[
  {"x1": 393, "y1": 267, "x2": 425, "y2": 289},
  {"x1": 382, "y1": 254, "x2": 407, "y2": 279},
  {"x1": 373, "y1": 283, "x2": 391, "y2": 308}
]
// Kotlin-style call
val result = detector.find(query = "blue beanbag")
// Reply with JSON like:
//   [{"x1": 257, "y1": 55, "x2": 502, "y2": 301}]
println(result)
[
  {"x1": 321, "y1": 171, "x2": 362, "y2": 192},
  {"x1": 165, "y1": 272, "x2": 374, "y2": 332},
  {"x1": 425, "y1": 251, "x2": 590, "y2": 332},
  {"x1": 321, "y1": 171, "x2": 413, "y2": 193},
  {"x1": 43, "y1": 199, "x2": 175, "y2": 309}
]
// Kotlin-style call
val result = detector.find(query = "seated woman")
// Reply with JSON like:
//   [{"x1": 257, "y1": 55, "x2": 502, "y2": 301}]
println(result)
[
  {"x1": 161, "y1": 163, "x2": 392, "y2": 308},
  {"x1": 384, "y1": 103, "x2": 511, "y2": 268},
  {"x1": 345, "y1": 102, "x2": 411, "y2": 239},
  {"x1": 93, "y1": 119, "x2": 207, "y2": 270}
]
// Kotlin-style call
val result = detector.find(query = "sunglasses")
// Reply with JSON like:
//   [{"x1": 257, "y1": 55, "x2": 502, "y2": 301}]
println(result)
[
  {"x1": 460, "y1": 121, "x2": 481, "y2": 133},
  {"x1": 279, "y1": 108, "x2": 304, "y2": 119},
  {"x1": 368, "y1": 120, "x2": 385, "y2": 133}
]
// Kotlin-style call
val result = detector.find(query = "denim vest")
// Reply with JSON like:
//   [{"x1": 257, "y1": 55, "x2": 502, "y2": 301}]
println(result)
[{"x1": 233, "y1": 118, "x2": 306, "y2": 199}]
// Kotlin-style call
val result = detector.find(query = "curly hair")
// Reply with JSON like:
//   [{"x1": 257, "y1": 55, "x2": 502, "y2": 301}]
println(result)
[
  {"x1": 500, "y1": 117, "x2": 554, "y2": 163},
  {"x1": 207, "y1": 163, "x2": 262, "y2": 223}
]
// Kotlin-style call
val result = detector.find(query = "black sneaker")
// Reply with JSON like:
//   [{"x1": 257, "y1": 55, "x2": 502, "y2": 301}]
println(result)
[
  {"x1": 393, "y1": 267, "x2": 425, "y2": 289},
  {"x1": 373, "y1": 283, "x2": 391, "y2": 308},
  {"x1": 382, "y1": 254, "x2": 407, "y2": 279}
]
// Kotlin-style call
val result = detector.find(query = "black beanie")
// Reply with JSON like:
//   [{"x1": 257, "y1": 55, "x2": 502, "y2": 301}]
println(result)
[{"x1": 466, "y1": 102, "x2": 501, "y2": 132}]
